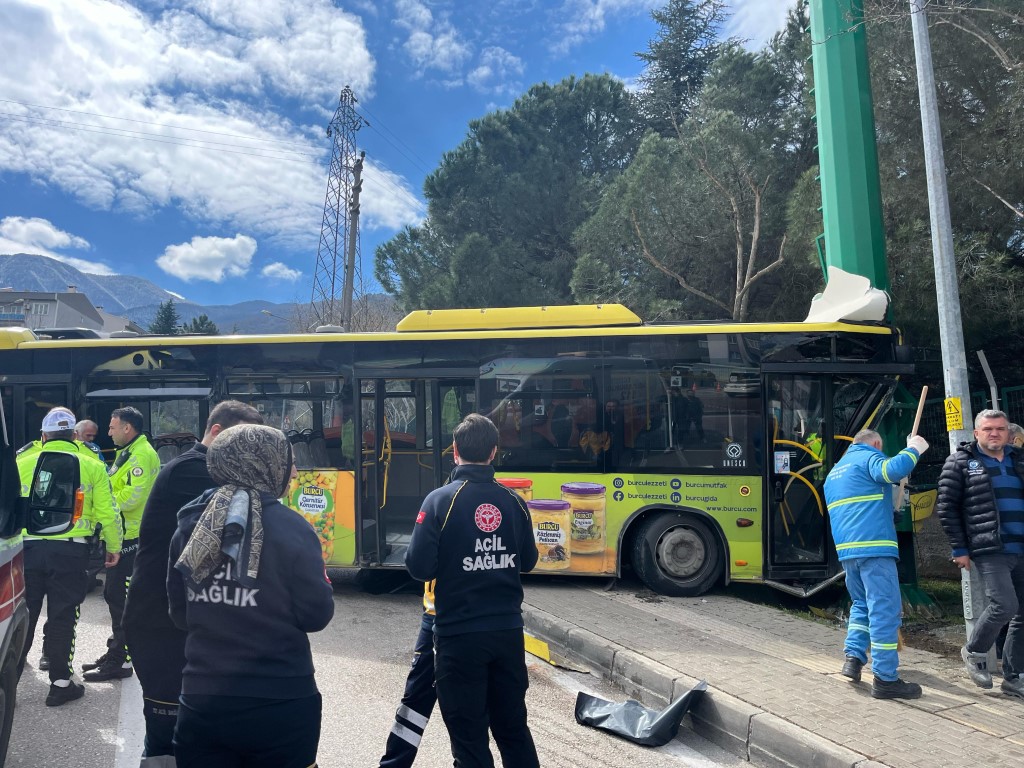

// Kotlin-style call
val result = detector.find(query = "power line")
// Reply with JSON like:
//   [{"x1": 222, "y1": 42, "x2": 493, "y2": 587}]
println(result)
[
  {"x1": 360, "y1": 170, "x2": 421, "y2": 203},
  {"x1": 0, "y1": 96, "x2": 316, "y2": 150},
  {"x1": 357, "y1": 105, "x2": 434, "y2": 176}
]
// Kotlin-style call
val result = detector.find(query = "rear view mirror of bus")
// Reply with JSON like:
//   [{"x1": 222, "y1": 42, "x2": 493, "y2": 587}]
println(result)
[{"x1": 26, "y1": 452, "x2": 82, "y2": 536}]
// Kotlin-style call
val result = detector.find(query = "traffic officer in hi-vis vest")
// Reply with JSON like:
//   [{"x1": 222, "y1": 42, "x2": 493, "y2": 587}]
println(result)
[
  {"x1": 84, "y1": 406, "x2": 159, "y2": 682},
  {"x1": 17, "y1": 407, "x2": 122, "y2": 706}
]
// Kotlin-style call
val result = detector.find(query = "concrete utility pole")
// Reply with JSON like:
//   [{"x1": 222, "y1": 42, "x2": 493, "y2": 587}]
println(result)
[
  {"x1": 341, "y1": 152, "x2": 364, "y2": 332},
  {"x1": 908, "y1": 0, "x2": 984, "y2": 649}
]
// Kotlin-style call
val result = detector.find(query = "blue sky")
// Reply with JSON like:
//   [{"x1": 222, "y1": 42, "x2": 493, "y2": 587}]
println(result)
[{"x1": 0, "y1": 0, "x2": 793, "y2": 308}]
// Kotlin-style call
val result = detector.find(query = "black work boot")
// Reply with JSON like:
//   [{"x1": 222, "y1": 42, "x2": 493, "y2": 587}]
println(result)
[
  {"x1": 872, "y1": 675, "x2": 922, "y2": 700},
  {"x1": 45, "y1": 680, "x2": 85, "y2": 707},
  {"x1": 81, "y1": 651, "x2": 109, "y2": 672},
  {"x1": 38, "y1": 654, "x2": 49, "y2": 671},
  {"x1": 83, "y1": 657, "x2": 133, "y2": 682},
  {"x1": 841, "y1": 656, "x2": 864, "y2": 682}
]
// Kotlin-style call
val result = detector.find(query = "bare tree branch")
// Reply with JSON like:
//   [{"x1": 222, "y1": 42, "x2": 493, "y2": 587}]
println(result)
[
  {"x1": 933, "y1": 18, "x2": 1019, "y2": 72},
  {"x1": 629, "y1": 210, "x2": 732, "y2": 315},
  {"x1": 972, "y1": 176, "x2": 1024, "y2": 219}
]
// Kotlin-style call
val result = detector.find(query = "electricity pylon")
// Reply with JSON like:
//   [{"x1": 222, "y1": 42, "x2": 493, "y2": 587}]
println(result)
[{"x1": 311, "y1": 86, "x2": 366, "y2": 330}]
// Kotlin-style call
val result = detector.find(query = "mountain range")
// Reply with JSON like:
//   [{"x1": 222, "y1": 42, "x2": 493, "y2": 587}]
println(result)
[{"x1": 0, "y1": 253, "x2": 391, "y2": 333}]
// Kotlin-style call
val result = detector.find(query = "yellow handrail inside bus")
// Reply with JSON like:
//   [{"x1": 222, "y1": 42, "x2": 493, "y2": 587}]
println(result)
[
  {"x1": 380, "y1": 414, "x2": 392, "y2": 508},
  {"x1": 774, "y1": 439, "x2": 820, "y2": 462},
  {"x1": 784, "y1": 464, "x2": 825, "y2": 517}
]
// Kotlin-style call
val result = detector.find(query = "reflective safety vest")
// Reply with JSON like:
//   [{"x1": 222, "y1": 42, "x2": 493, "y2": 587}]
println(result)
[
  {"x1": 109, "y1": 434, "x2": 160, "y2": 540},
  {"x1": 18, "y1": 440, "x2": 122, "y2": 552}
]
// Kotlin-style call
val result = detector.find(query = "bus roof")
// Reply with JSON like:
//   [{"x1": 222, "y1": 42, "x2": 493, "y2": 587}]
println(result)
[
  {"x1": 395, "y1": 304, "x2": 642, "y2": 331},
  {"x1": 0, "y1": 311, "x2": 893, "y2": 351}
]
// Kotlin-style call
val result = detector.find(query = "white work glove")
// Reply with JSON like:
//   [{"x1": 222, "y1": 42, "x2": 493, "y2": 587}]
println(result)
[{"x1": 907, "y1": 435, "x2": 929, "y2": 455}]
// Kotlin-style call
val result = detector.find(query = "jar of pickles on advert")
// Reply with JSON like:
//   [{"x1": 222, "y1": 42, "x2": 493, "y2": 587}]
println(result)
[
  {"x1": 561, "y1": 482, "x2": 606, "y2": 556},
  {"x1": 526, "y1": 499, "x2": 571, "y2": 571},
  {"x1": 496, "y1": 477, "x2": 533, "y2": 502}
]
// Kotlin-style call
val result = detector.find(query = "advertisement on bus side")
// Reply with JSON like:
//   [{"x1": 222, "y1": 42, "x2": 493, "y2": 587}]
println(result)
[{"x1": 285, "y1": 469, "x2": 763, "y2": 582}]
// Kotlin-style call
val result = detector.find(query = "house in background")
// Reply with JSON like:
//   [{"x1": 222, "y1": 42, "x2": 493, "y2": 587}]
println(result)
[
  {"x1": 96, "y1": 306, "x2": 145, "y2": 335},
  {"x1": 0, "y1": 286, "x2": 107, "y2": 332}
]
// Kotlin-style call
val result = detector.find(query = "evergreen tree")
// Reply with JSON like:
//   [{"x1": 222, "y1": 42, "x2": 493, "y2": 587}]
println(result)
[
  {"x1": 636, "y1": 0, "x2": 730, "y2": 135},
  {"x1": 375, "y1": 73, "x2": 642, "y2": 310},
  {"x1": 149, "y1": 299, "x2": 181, "y2": 335},
  {"x1": 181, "y1": 314, "x2": 219, "y2": 335}
]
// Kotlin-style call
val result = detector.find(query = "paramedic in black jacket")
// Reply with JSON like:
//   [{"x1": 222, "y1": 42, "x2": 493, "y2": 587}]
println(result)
[
  {"x1": 123, "y1": 400, "x2": 262, "y2": 765},
  {"x1": 406, "y1": 413, "x2": 540, "y2": 768},
  {"x1": 167, "y1": 424, "x2": 335, "y2": 768}
]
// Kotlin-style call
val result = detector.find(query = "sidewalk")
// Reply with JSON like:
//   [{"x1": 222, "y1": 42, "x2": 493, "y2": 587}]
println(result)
[{"x1": 522, "y1": 581, "x2": 1024, "y2": 768}]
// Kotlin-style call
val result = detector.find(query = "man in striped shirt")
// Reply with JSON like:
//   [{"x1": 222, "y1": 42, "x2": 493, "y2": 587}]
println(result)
[
  {"x1": 937, "y1": 409, "x2": 1024, "y2": 699},
  {"x1": 824, "y1": 429, "x2": 928, "y2": 699}
]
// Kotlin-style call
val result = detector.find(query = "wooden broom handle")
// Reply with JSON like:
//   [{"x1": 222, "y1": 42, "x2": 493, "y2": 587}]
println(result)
[{"x1": 910, "y1": 386, "x2": 928, "y2": 437}]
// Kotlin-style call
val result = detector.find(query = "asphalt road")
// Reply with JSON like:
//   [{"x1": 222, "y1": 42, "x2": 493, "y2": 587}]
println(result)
[{"x1": 8, "y1": 573, "x2": 742, "y2": 767}]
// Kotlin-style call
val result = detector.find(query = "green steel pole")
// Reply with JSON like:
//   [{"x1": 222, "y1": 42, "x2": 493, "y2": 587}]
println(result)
[{"x1": 809, "y1": 0, "x2": 889, "y2": 291}]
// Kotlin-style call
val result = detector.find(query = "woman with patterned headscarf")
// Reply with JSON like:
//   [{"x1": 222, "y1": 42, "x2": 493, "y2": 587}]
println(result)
[{"x1": 167, "y1": 424, "x2": 335, "y2": 768}]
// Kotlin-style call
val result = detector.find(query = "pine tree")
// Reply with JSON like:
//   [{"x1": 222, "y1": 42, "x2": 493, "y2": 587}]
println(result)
[
  {"x1": 181, "y1": 314, "x2": 220, "y2": 335},
  {"x1": 636, "y1": 0, "x2": 728, "y2": 135},
  {"x1": 149, "y1": 299, "x2": 181, "y2": 335}
]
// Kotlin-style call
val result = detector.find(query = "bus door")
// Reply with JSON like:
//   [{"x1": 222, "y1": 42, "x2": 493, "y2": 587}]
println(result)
[
  {"x1": 764, "y1": 372, "x2": 895, "y2": 585},
  {"x1": 765, "y1": 374, "x2": 832, "y2": 580},
  {"x1": 0, "y1": 378, "x2": 73, "y2": 448},
  {"x1": 357, "y1": 377, "x2": 475, "y2": 567}
]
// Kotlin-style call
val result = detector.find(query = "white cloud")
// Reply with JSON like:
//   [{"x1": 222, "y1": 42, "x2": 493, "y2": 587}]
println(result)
[
  {"x1": 393, "y1": 0, "x2": 472, "y2": 74},
  {"x1": 0, "y1": 216, "x2": 114, "y2": 274},
  {"x1": 467, "y1": 47, "x2": 525, "y2": 94},
  {"x1": 261, "y1": 262, "x2": 302, "y2": 281},
  {"x1": 157, "y1": 234, "x2": 257, "y2": 282},
  {"x1": 553, "y1": 0, "x2": 655, "y2": 54},
  {"x1": 728, "y1": 0, "x2": 793, "y2": 49},
  {"x1": 0, "y1": 1, "x2": 422, "y2": 254}
]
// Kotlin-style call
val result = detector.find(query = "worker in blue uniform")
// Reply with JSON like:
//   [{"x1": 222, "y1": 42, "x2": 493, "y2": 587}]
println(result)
[{"x1": 824, "y1": 428, "x2": 928, "y2": 699}]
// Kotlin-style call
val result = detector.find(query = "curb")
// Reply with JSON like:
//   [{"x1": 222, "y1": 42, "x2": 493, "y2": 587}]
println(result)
[{"x1": 523, "y1": 605, "x2": 885, "y2": 768}]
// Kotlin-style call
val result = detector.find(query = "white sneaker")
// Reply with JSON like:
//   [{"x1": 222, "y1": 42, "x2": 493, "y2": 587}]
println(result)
[
  {"x1": 962, "y1": 646, "x2": 993, "y2": 689},
  {"x1": 1002, "y1": 676, "x2": 1024, "y2": 700}
]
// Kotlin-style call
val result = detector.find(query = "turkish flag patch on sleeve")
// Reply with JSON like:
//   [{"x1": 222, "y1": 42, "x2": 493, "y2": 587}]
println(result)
[{"x1": 415, "y1": 510, "x2": 427, "y2": 524}]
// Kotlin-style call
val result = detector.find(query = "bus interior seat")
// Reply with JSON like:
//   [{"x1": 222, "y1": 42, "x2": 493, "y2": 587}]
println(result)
[
  {"x1": 153, "y1": 432, "x2": 200, "y2": 463},
  {"x1": 307, "y1": 430, "x2": 330, "y2": 467},
  {"x1": 287, "y1": 430, "x2": 314, "y2": 469}
]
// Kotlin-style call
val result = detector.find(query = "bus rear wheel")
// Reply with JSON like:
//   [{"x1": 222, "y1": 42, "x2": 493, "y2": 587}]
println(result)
[{"x1": 631, "y1": 513, "x2": 722, "y2": 597}]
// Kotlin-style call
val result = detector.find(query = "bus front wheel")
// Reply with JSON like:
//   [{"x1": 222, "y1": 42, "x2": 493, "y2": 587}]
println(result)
[{"x1": 631, "y1": 513, "x2": 722, "y2": 597}]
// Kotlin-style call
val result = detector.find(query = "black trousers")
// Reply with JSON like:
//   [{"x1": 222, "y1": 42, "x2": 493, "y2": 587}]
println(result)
[
  {"x1": 380, "y1": 614, "x2": 437, "y2": 768},
  {"x1": 434, "y1": 629, "x2": 539, "y2": 768},
  {"x1": 126, "y1": 621, "x2": 187, "y2": 757},
  {"x1": 19, "y1": 540, "x2": 90, "y2": 683},
  {"x1": 174, "y1": 693, "x2": 322, "y2": 768},
  {"x1": 103, "y1": 537, "x2": 138, "y2": 663}
]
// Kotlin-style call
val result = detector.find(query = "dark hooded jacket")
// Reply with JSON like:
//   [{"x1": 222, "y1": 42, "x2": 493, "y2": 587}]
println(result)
[{"x1": 166, "y1": 425, "x2": 334, "y2": 699}]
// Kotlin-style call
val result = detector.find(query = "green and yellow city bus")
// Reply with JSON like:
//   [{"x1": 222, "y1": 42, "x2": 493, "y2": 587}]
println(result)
[{"x1": 0, "y1": 304, "x2": 912, "y2": 596}]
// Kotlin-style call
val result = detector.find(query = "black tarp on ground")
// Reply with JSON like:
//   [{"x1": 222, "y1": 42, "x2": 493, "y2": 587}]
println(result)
[{"x1": 574, "y1": 679, "x2": 708, "y2": 747}]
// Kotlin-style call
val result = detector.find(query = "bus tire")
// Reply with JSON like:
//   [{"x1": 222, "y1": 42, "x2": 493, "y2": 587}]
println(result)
[{"x1": 631, "y1": 513, "x2": 722, "y2": 597}]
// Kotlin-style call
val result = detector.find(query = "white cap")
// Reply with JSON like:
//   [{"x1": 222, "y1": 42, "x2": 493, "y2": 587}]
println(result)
[{"x1": 41, "y1": 408, "x2": 76, "y2": 433}]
